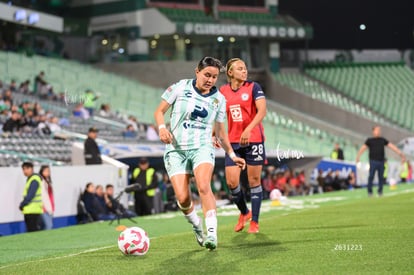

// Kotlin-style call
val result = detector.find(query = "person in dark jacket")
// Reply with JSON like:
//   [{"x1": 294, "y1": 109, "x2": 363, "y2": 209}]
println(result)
[
  {"x1": 81, "y1": 182, "x2": 115, "y2": 221},
  {"x1": 84, "y1": 127, "x2": 102, "y2": 165},
  {"x1": 2, "y1": 111, "x2": 22, "y2": 133}
]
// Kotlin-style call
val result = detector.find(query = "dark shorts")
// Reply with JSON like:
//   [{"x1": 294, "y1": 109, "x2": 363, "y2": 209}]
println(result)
[{"x1": 225, "y1": 142, "x2": 266, "y2": 166}]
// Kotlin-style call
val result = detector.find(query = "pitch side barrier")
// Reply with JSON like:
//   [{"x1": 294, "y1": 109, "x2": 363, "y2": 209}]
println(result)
[{"x1": 0, "y1": 160, "x2": 128, "y2": 236}]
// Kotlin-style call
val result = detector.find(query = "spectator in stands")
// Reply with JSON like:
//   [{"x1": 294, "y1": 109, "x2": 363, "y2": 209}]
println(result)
[
  {"x1": 131, "y1": 157, "x2": 158, "y2": 216},
  {"x1": 81, "y1": 182, "x2": 115, "y2": 221},
  {"x1": 261, "y1": 169, "x2": 274, "y2": 200},
  {"x1": 2, "y1": 111, "x2": 22, "y2": 133},
  {"x1": 98, "y1": 104, "x2": 113, "y2": 117},
  {"x1": 0, "y1": 105, "x2": 9, "y2": 127},
  {"x1": 0, "y1": 98, "x2": 11, "y2": 112},
  {"x1": 122, "y1": 124, "x2": 137, "y2": 138},
  {"x1": 73, "y1": 103, "x2": 90, "y2": 120},
  {"x1": 159, "y1": 173, "x2": 177, "y2": 212},
  {"x1": 95, "y1": 185, "x2": 107, "y2": 210},
  {"x1": 347, "y1": 171, "x2": 357, "y2": 189},
  {"x1": 84, "y1": 127, "x2": 102, "y2": 165},
  {"x1": 316, "y1": 169, "x2": 324, "y2": 194},
  {"x1": 2, "y1": 89, "x2": 13, "y2": 106},
  {"x1": 124, "y1": 115, "x2": 139, "y2": 132},
  {"x1": 324, "y1": 170, "x2": 334, "y2": 192},
  {"x1": 20, "y1": 101, "x2": 31, "y2": 116},
  {"x1": 104, "y1": 184, "x2": 136, "y2": 218},
  {"x1": 331, "y1": 143, "x2": 344, "y2": 161},
  {"x1": 9, "y1": 79, "x2": 17, "y2": 92},
  {"x1": 35, "y1": 112, "x2": 52, "y2": 136},
  {"x1": 46, "y1": 116, "x2": 62, "y2": 134},
  {"x1": 356, "y1": 126, "x2": 405, "y2": 196},
  {"x1": 34, "y1": 71, "x2": 47, "y2": 95},
  {"x1": 39, "y1": 165, "x2": 54, "y2": 230},
  {"x1": 19, "y1": 162, "x2": 43, "y2": 232},
  {"x1": 20, "y1": 109, "x2": 37, "y2": 131},
  {"x1": 18, "y1": 80, "x2": 31, "y2": 94},
  {"x1": 332, "y1": 170, "x2": 344, "y2": 191},
  {"x1": 32, "y1": 102, "x2": 42, "y2": 117},
  {"x1": 83, "y1": 89, "x2": 99, "y2": 117},
  {"x1": 146, "y1": 124, "x2": 159, "y2": 141}
]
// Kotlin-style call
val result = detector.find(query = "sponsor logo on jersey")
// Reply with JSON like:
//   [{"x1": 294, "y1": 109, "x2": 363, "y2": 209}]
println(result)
[
  {"x1": 241, "y1": 93, "x2": 249, "y2": 101},
  {"x1": 190, "y1": 105, "x2": 208, "y2": 120},
  {"x1": 183, "y1": 122, "x2": 206, "y2": 130},
  {"x1": 229, "y1": 104, "x2": 242, "y2": 122}
]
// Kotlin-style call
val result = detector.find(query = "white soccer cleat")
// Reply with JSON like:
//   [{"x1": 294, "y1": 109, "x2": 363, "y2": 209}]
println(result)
[{"x1": 192, "y1": 223, "x2": 205, "y2": 247}]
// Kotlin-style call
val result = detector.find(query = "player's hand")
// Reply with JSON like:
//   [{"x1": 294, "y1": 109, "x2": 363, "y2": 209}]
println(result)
[
  {"x1": 159, "y1": 128, "x2": 173, "y2": 144},
  {"x1": 212, "y1": 136, "x2": 221, "y2": 148},
  {"x1": 239, "y1": 130, "x2": 250, "y2": 146},
  {"x1": 233, "y1": 156, "x2": 246, "y2": 170}
]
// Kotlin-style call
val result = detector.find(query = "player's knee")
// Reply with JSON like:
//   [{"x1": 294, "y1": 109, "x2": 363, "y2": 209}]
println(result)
[
  {"x1": 248, "y1": 176, "x2": 261, "y2": 186},
  {"x1": 197, "y1": 184, "x2": 212, "y2": 196}
]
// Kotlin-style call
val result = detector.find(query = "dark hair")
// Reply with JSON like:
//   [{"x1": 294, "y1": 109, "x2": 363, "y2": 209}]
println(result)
[
  {"x1": 39, "y1": 165, "x2": 51, "y2": 184},
  {"x1": 84, "y1": 182, "x2": 94, "y2": 194},
  {"x1": 106, "y1": 184, "x2": 113, "y2": 189},
  {"x1": 21, "y1": 162, "x2": 33, "y2": 169},
  {"x1": 197, "y1": 56, "x2": 223, "y2": 71}
]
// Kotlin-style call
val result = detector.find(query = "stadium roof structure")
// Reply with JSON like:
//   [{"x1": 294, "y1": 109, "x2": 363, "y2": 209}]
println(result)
[{"x1": 148, "y1": 4, "x2": 312, "y2": 40}]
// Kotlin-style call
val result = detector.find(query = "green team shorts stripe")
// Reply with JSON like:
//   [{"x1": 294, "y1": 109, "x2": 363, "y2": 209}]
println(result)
[{"x1": 164, "y1": 145, "x2": 215, "y2": 178}]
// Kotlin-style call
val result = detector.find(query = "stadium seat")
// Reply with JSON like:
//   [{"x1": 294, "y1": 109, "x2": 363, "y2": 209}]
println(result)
[{"x1": 305, "y1": 62, "x2": 414, "y2": 131}]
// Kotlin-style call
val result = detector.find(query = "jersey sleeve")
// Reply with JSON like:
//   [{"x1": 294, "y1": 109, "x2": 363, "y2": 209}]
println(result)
[
  {"x1": 215, "y1": 95, "x2": 226, "y2": 123},
  {"x1": 161, "y1": 80, "x2": 184, "y2": 104},
  {"x1": 252, "y1": 82, "x2": 265, "y2": 101},
  {"x1": 383, "y1": 138, "x2": 389, "y2": 145}
]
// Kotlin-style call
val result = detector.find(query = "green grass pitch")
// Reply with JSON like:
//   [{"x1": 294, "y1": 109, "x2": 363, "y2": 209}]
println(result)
[{"x1": 1, "y1": 184, "x2": 413, "y2": 274}]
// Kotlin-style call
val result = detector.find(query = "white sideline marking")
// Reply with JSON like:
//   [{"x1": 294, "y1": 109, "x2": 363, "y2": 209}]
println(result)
[
  {"x1": 0, "y1": 245, "x2": 114, "y2": 270},
  {"x1": 1, "y1": 235, "x2": 159, "y2": 270}
]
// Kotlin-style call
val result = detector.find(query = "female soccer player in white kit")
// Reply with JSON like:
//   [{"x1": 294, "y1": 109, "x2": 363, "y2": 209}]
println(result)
[{"x1": 154, "y1": 56, "x2": 246, "y2": 250}]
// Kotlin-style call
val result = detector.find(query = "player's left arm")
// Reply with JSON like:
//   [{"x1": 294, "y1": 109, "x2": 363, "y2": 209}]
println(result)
[
  {"x1": 387, "y1": 143, "x2": 405, "y2": 161},
  {"x1": 240, "y1": 84, "x2": 267, "y2": 145},
  {"x1": 215, "y1": 122, "x2": 246, "y2": 169}
]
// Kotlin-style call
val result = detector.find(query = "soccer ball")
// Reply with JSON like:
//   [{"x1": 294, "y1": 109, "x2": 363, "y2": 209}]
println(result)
[
  {"x1": 118, "y1": 226, "x2": 150, "y2": 256},
  {"x1": 269, "y1": 189, "x2": 282, "y2": 201}
]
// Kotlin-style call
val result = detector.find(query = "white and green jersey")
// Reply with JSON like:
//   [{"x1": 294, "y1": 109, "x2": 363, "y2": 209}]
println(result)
[{"x1": 161, "y1": 79, "x2": 226, "y2": 150}]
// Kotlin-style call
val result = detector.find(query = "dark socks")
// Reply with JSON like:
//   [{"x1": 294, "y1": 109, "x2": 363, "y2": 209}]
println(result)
[
  {"x1": 250, "y1": 185, "x2": 263, "y2": 223},
  {"x1": 230, "y1": 185, "x2": 249, "y2": 215}
]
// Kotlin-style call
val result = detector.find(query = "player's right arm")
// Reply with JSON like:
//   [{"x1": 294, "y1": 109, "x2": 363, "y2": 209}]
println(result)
[
  {"x1": 214, "y1": 121, "x2": 246, "y2": 170},
  {"x1": 356, "y1": 144, "x2": 368, "y2": 163},
  {"x1": 154, "y1": 100, "x2": 173, "y2": 144}
]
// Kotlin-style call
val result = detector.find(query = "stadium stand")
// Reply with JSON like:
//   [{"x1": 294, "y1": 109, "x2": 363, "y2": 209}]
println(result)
[
  {"x1": 2, "y1": 49, "x2": 377, "y2": 165},
  {"x1": 0, "y1": 51, "x2": 163, "y2": 124},
  {"x1": 304, "y1": 62, "x2": 414, "y2": 131},
  {"x1": 263, "y1": 109, "x2": 359, "y2": 161},
  {"x1": 273, "y1": 71, "x2": 387, "y2": 124}
]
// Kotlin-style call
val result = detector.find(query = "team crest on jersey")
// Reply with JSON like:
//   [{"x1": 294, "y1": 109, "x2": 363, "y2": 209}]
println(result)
[
  {"x1": 212, "y1": 98, "x2": 219, "y2": 110},
  {"x1": 241, "y1": 93, "x2": 249, "y2": 101}
]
